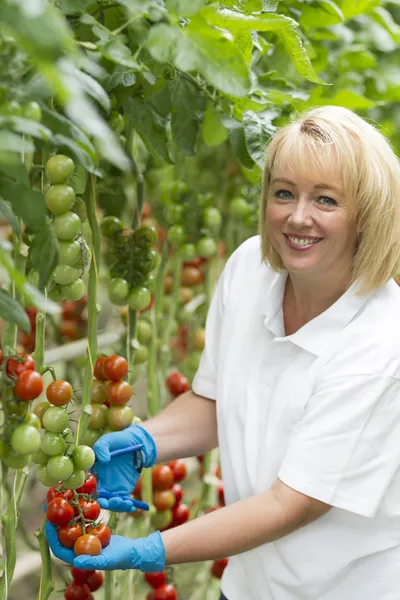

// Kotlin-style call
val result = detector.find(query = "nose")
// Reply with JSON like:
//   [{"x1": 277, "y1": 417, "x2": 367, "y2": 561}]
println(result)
[{"x1": 286, "y1": 197, "x2": 313, "y2": 228}]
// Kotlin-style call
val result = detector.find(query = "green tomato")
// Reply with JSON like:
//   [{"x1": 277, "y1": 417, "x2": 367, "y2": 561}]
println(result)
[
  {"x1": 3, "y1": 450, "x2": 30, "y2": 469},
  {"x1": 100, "y1": 215, "x2": 124, "y2": 238},
  {"x1": 229, "y1": 197, "x2": 251, "y2": 219},
  {"x1": 37, "y1": 464, "x2": 60, "y2": 487},
  {"x1": 34, "y1": 400, "x2": 51, "y2": 426},
  {"x1": 133, "y1": 225, "x2": 158, "y2": 247},
  {"x1": 47, "y1": 455, "x2": 74, "y2": 481},
  {"x1": 108, "y1": 278, "x2": 129, "y2": 305},
  {"x1": 197, "y1": 237, "x2": 217, "y2": 258},
  {"x1": 62, "y1": 278, "x2": 85, "y2": 301},
  {"x1": 165, "y1": 204, "x2": 184, "y2": 225},
  {"x1": 40, "y1": 432, "x2": 66, "y2": 456},
  {"x1": 45, "y1": 185, "x2": 75, "y2": 215},
  {"x1": 72, "y1": 445, "x2": 95, "y2": 470},
  {"x1": 202, "y1": 207, "x2": 222, "y2": 230},
  {"x1": 109, "y1": 111, "x2": 125, "y2": 135},
  {"x1": 151, "y1": 509, "x2": 173, "y2": 530},
  {"x1": 11, "y1": 424, "x2": 40, "y2": 456},
  {"x1": 133, "y1": 344, "x2": 148, "y2": 364},
  {"x1": 0, "y1": 100, "x2": 21, "y2": 116},
  {"x1": 80, "y1": 428, "x2": 102, "y2": 448},
  {"x1": 53, "y1": 265, "x2": 79, "y2": 286},
  {"x1": 107, "y1": 406, "x2": 134, "y2": 431},
  {"x1": 136, "y1": 320, "x2": 152, "y2": 344},
  {"x1": 59, "y1": 240, "x2": 81, "y2": 266},
  {"x1": 62, "y1": 427, "x2": 74, "y2": 444},
  {"x1": 47, "y1": 285, "x2": 65, "y2": 303},
  {"x1": 31, "y1": 448, "x2": 49, "y2": 465},
  {"x1": 22, "y1": 101, "x2": 42, "y2": 122},
  {"x1": 167, "y1": 225, "x2": 185, "y2": 246},
  {"x1": 62, "y1": 468, "x2": 85, "y2": 490},
  {"x1": 178, "y1": 243, "x2": 197, "y2": 261},
  {"x1": 45, "y1": 155, "x2": 75, "y2": 184},
  {"x1": 128, "y1": 287, "x2": 151, "y2": 311},
  {"x1": 88, "y1": 404, "x2": 108, "y2": 430},
  {"x1": 24, "y1": 413, "x2": 41, "y2": 430},
  {"x1": 52, "y1": 212, "x2": 81, "y2": 240},
  {"x1": 42, "y1": 407, "x2": 69, "y2": 433}
]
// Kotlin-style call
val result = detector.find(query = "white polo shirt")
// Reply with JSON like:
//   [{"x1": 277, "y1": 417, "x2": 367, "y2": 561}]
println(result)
[{"x1": 192, "y1": 235, "x2": 400, "y2": 600}]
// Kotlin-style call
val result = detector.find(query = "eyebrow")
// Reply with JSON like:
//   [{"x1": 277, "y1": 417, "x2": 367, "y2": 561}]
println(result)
[{"x1": 271, "y1": 177, "x2": 342, "y2": 193}]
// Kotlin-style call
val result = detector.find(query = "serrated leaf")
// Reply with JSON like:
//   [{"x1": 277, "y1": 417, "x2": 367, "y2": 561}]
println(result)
[
  {"x1": 337, "y1": 0, "x2": 379, "y2": 19},
  {"x1": 0, "y1": 288, "x2": 31, "y2": 334},
  {"x1": 124, "y1": 96, "x2": 172, "y2": 163},
  {"x1": 243, "y1": 109, "x2": 278, "y2": 168},
  {"x1": 30, "y1": 219, "x2": 60, "y2": 290},
  {"x1": 170, "y1": 77, "x2": 206, "y2": 156},
  {"x1": 0, "y1": 180, "x2": 46, "y2": 232},
  {"x1": 202, "y1": 103, "x2": 228, "y2": 146},
  {"x1": 278, "y1": 27, "x2": 326, "y2": 84},
  {"x1": 234, "y1": 30, "x2": 253, "y2": 67},
  {"x1": 106, "y1": 66, "x2": 137, "y2": 92},
  {"x1": 0, "y1": 200, "x2": 21, "y2": 235},
  {"x1": 221, "y1": 116, "x2": 254, "y2": 169},
  {"x1": 0, "y1": 132, "x2": 34, "y2": 153},
  {"x1": 97, "y1": 39, "x2": 141, "y2": 69}
]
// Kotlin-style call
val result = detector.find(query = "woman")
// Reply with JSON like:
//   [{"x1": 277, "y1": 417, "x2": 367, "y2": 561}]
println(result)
[{"x1": 47, "y1": 106, "x2": 400, "y2": 600}]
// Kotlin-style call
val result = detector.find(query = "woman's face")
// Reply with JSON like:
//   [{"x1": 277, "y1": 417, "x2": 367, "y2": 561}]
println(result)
[{"x1": 266, "y1": 165, "x2": 358, "y2": 280}]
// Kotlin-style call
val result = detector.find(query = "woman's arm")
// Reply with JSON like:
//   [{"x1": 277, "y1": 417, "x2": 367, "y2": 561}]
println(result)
[
  {"x1": 161, "y1": 478, "x2": 331, "y2": 564},
  {"x1": 140, "y1": 390, "x2": 218, "y2": 463}
]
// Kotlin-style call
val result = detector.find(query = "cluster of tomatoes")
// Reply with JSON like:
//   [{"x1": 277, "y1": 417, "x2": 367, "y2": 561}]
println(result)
[
  {"x1": 59, "y1": 298, "x2": 88, "y2": 342},
  {"x1": 44, "y1": 154, "x2": 88, "y2": 303},
  {"x1": 81, "y1": 354, "x2": 134, "y2": 448},
  {"x1": 144, "y1": 571, "x2": 177, "y2": 600},
  {"x1": 0, "y1": 351, "x2": 44, "y2": 468},
  {"x1": 101, "y1": 216, "x2": 158, "y2": 311},
  {"x1": 45, "y1": 474, "x2": 109, "y2": 599}
]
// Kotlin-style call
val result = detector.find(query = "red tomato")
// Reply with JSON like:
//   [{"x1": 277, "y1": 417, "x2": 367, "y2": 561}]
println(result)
[
  {"x1": 74, "y1": 499, "x2": 101, "y2": 521},
  {"x1": 60, "y1": 320, "x2": 81, "y2": 340},
  {"x1": 46, "y1": 497, "x2": 74, "y2": 527},
  {"x1": 85, "y1": 570, "x2": 104, "y2": 592},
  {"x1": 154, "y1": 584, "x2": 177, "y2": 600},
  {"x1": 152, "y1": 465, "x2": 174, "y2": 491},
  {"x1": 58, "y1": 525, "x2": 83, "y2": 549},
  {"x1": 47, "y1": 380, "x2": 73, "y2": 406},
  {"x1": 86, "y1": 523, "x2": 111, "y2": 548},
  {"x1": 94, "y1": 356, "x2": 108, "y2": 381},
  {"x1": 171, "y1": 483, "x2": 183, "y2": 508},
  {"x1": 107, "y1": 380, "x2": 132, "y2": 405},
  {"x1": 210, "y1": 557, "x2": 228, "y2": 579},
  {"x1": 6, "y1": 354, "x2": 35, "y2": 377},
  {"x1": 153, "y1": 490, "x2": 175, "y2": 512},
  {"x1": 74, "y1": 534, "x2": 102, "y2": 556},
  {"x1": 103, "y1": 354, "x2": 128, "y2": 382},
  {"x1": 171, "y1": 503, "x2": 189, "y2": 526},
  {"x1": 70, "y1": 566, "x2": 94, "y2": 584},
  {"x1": 19, "y1": 333, "x2": 36, "y2": 352},
  {"x1": 47, "y1": 485, "x2": 73, "y2": 503},
  {"x1": 64, "y1": 581, "x2": 90, "y2": 600},
  {"x1": 168, "y1": 459, "x2": 187, "y2": 482},
  {"x1": 144, "y1": 571, "x2": 166, "y2": 589},
  {"x1": 15, "y1": 370, "x2": 44, "y2": 401},
  {"x1": 132, "y1": 477, "x2": 142, "y2": 498},
  {"x1": 0, "y1": 349, "x2": 3, "y2": 365},
  {"x1": 166, "y1": 372, "x2": 189, "y2": 397},
  {"x1": 76, "y1": 474, "x2": 97, "y2": 496},
  {"x1": 218, "y1": 479, "x2": 225, "y2": 506}
]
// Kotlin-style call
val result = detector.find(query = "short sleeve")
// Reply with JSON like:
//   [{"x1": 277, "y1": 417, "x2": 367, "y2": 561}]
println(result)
[{"x1": 278, "y1": 373, "x2": 400, "y2": 517}]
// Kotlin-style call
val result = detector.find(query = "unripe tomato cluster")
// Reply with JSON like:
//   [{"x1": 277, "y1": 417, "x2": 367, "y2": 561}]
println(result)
[
  {"x1": 81, "y1": 354, "x2": 134, "y2": 447},
  {"x1": 133, "y1": 460, "x2": 189, "y2": 532},
  {"x1": 101, "y1": 217, "x2": 158, "y2": 310},
  {"x1": 144, "y1": 570, "x2": 177, "y2": 600},
  {"x1": 44, "y1": 155, "x2": 89, "y2": 303},
  {"x1": 0, "y1": 351, "x2": 44, "y2": 468}
]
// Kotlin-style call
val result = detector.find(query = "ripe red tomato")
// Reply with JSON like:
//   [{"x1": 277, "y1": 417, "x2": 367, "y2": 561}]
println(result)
[
  {"x1": 60, "y1": 320, "x2": 81, "y2": 340},
  {"x1": 64, "y1": 581, "x2": 90, "y2": 600},
  {"x1": 47, "y1": 485, "x2": 73, "y2": 503},
  {"x1": 166, "y1": 372, "x2": 189, "y2": 397},
  {"x1": 153, "y1": 490, "x2": 175, "y2": 512},
  {"x1": 144, "y1": 571, "x2": 166, "y2": 589},
  {"x1": 154, "y1": 584, "x2": 177, "y2": 600},
  {"x1": 168, "y1": 459, "x2": 187, "y2": 482},
  {"x1": 171, "y1": 484, "x2": 183, "y2": 508},
  {"x1": 46, "y1": 497, "x2": 74, "y2": 527},
  {"x1": 107, "y1": 380, "x2": 132, "y2": 405},
  {"x1": 94, "y1": 356, "x2": 108, "y2": 381},
  {"x1": 181, "y1": 266, "x2": 203, "y2": 287},
  {"x1": 103, "y1": 354, "x2": 128, "y2": 381},
  {"x1": 70, "y1": 566, "x2": 94, "y2": 584},
  {"x1": 74, "y1": 499, "x2": 100, "y2": 521},
  {"x1": 74, "y1": 534, "x2": 102, "y2": 556},
  {"x1": 6, "y1": 353, "x2": 36, "y2": 377},
  {"x1": 85, "y1": 570, "x2": 104, "y2": 592},
  {"x1": 218, "y1": 479, "x2": 225, "y2": 506},
  {"x1": 0, "y1": 349, "x2": 3, "y2": 365},
  {"x1": 152, "y1": 465, "x2": 174, "y2": 491},
  {"x1": 172, "y1": 503, "x2": 190, "y2": 526},
  {"x1": 47, "y1": 380, "x2": 73, "y2": 406},
  {"x1": 76, "y1": 474, "x2": 97, "y2": 496},
  {"x1": 85, "y1": 524, "x2": 111, "y2": 548},
  {"x1": 132, "y1": 477, "x2": 142, "y2": 498},
  {"x1": 210, "y1": 557, "x2": 228, "y2": 579},
  {"x1": 15, "y1": 370, "x2": 44, "y2": 401},
  {"x1": 58, "y1": 525, "x2": 83, "y2": 549}
]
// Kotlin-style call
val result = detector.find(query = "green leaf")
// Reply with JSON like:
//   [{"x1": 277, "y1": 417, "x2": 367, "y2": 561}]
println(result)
[
  {"x1": 169, "y1": 77, "x2": 206, "y2": 156},
  {"x1": 105, "y1": 66, "x2": 137, "y2": 92},
  {"x1": 0, "y1": 132, "x2": 34, "y2": 153},
  {"x1": 0, "y1": 180, "x2": 46, "y2": 232},
  {"x1": 0, "y1": 288, "x2": 31, "y2": 334},
  {"x1": 221, "y1": 116, "x2": 255, "y2": 169},
  {"x1": 326, "y1": 89, "x2": 376, "y2": 109},
  {"x1": 0, "y1": 200, "x2": 21, "y2": 235},
  {"x1": 202, "y1": 103, "x2": 228, "y2": 146},
  {"x1": 370, "y1": 7, "x2": 400, "y2": 43},
  {"x1": 229, "y1": 95, "x2": 271, "y2": 120},
  {"x1": 220, "y1": 0, "x2": 265, "y2": 11},
  {"x1": 166, "y1": 0, "x2": 207, "y2": 16},
  {"x1": 62, "y1": 64, "x2": 111, "y2": 112},
  {"x1": 97, "y1": 40, "x2": 141, "y2": 69},
  {"x1": 124, "y1": 96, "x2": 172, "y2": 163},
  {"x1": 337, "y1": 0, "x2": 379, "y2": 19},
  {"x1": 30, "y1": 219, "x2": 60, "y2": 291},
  {"x1": 300, "y1": 1, "x2": 344, "y2": 29},
  {"x1": 59, "y1": 0, "x2": 93, "y2": 13},
  {"x1": 0, "y1": 154, "x2": 29, "y2": 185},
  {"x1": 278, "y1": 27, "x2": 326, "y2": 85},
  {"x1": 243, "y1": 110, "x2": 278, "y2": 168},
  {"x1": 234, "y1": 30, "x2": 253, "y2": 67}
]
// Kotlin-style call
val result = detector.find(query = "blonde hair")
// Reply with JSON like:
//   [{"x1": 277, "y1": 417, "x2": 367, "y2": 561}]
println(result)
[{"x1": 259, "y1": 106, "x2": 400, "y2": 295}]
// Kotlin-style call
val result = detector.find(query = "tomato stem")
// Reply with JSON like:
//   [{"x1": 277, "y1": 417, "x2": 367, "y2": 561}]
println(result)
[{"x1": 36, "y1": 521, "x2": 54, "y2": 600}]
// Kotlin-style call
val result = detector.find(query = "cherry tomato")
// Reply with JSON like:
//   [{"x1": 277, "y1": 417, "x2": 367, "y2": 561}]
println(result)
[
  {"x1": 172, "y1": 502, "x2": 189, "y2": 526},
  {"x1": 47, "y1": 485, "x2": 73, "y2": 503},
  {"x1": 52, "y1": 211, "x2": 81, "y2": 240},
  {"x1": 74, "y1": 534, "x2": 102, "y2": 556},
  {"x1": 210, "y1": 557, "x2": 228, "y2": 579},
  {"x1": 100, "y1": 215, "x2": 124, "y2": 238},
  {"x1": 179, "y1": 287, "x2": 193, "y2": 305},
  {"x1": 107, "y1": 405, "x2": 134, "y2": 430},
  {"x1": 90, "y1": 379, "x2": 108, "y2": 404},
  {"x1": 181, "y1": 266, "x2": 203, "y2": 287},
  {"x1": 45, "y1": 154, "x2": 74, "y2": 184},
  {"x1": 107, "y1": 380, "x2": 132, "y2": 405},
  {"x1": 63, "y1": 279, "x2": 85, "y2": 302},
  {"x1": 40, "y1": 431, "x2": 66, "y2": 456},
  {"x1": 153, "y1": 490, "x2": 175, "y2": 512},
  {"x1": 88, "y1": 404, "x2": 108, "y2": 429},
  {"x1": 108, "y1": 278, "x2": 129, "y2": 305},
  {"x1": 85, "y1": 570, "x2": 104, "y2": 592},
  {"x1": 196, "y1": 237, "x2": 217, "y2": 258},
  {"x1": 60, "y1": 320, "x2": 81, "y2": 340},
  {"x1": 6, "y1": 353, "x2": 35, "y2": 377},
  {"x1": 132, "y1": 477, "x2": 142, "y2": 498},
  {"x1": 144, "y1": 571, "x2": 166, "y2": 589},
  {"x1": 152, "y1": 465, "x2": 174, "y2": 491},
  {"x1": 128, "y1": 287, "x2": 151, "y2": 311},
  {"x1": 154, "y1": 584, "x2": 177, "y2": 600},
  {"x1": 109, "y1": 111, "x2": 125, "y2": 134},
  {"x1": 171, "y1": 483, "x2": 183, "y2": 507},
  {"x1": 133, "y1": 225, "x2": 158, "y2": 247},
  {"x1": 53, "y1": 265, "x2": 79, "y2": 286},
  {"x1": 11, "y1": 424, "x2": 40, "y2": 455},
  {"x1": 103, "y1": 354, "x2": 128, "y2": 382},
  {"x1": 58, "y1": 524, "x2": 83, "y2": 549},
  {"x1": 42, "y1": 406, "x2": 69, "y2": 433},
  {"x1": 167, "y1": 225, "x2": 185, "y2": 246},
  {"x1": 45, "y1": 184, "x2": 75, "y2": 215},
  {"x1": 179, "y1": 244, "x2": 198, "y2": 262},
  {"x1": 24, "y1": 412, "x2": 40, "y2": 430},
  {"x1": 229, "y1": 197, "x2": 251, "y2": 219},
  {"x1": 85, "y1": 524, "x2": 111, "y2": 548},
  {"x1": 168, "y1": 460, "x2": 187, "y2": 482},
  {"x1": 202, "y1": 207, "x2": 222, "y2": 230},
  {"x1": 192, "y1": 327, "x2": 205, "y2": 351},
  {"x1": 76, "y1": 474, "x2": 97, "y2": 496},
  {"x1": 136, "y1": 320, "x2": 152, "y2": 344},
  {"x1": 94, "y1": 356, "x2": 108, "y2": 381},
  {"x1": 46, "y1": 380, "x2": 73, "y2": 406},
  {"x1": 72, "y1": 445, "x2": 95, "y2": 471},
  {"x1": 22, "y1": 101, "x2": 42, "y2": 122},
  {"x1": 166, "y1": 372, "x2": 189, "y2": 398},
  {"x1": 74, "y1": 499, "x2": 101, "y2": 521},
  {"x1": 15, "y1": 370, "x2": 44, "y2": 401},
  {"x1": 46, "y1": 497, "x2": 74, "y2": 526},
  {"x1": 0, "y1": 349, "x2": 3, "y2": 365},
  {"x1": 151, "y1": 509, "x2": 173, "y2": 531},
  {"x1": 63, "y1": 469, "x2": 86, "y2": 490},
  {"x1": 70, "y1": 566, "x2": 94, "y2": 584},
  {"x1": 64, "y1": 581, "x2": 90, "y2": 600}
]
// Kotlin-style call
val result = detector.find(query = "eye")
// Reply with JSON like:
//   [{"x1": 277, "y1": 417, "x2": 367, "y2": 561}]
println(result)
[
  {"x1": 274, "y1": 189, "x2": 294, "y2": 200},
  {"x1": 318, "y1": 196, "x2": 337, "y2": 207}
]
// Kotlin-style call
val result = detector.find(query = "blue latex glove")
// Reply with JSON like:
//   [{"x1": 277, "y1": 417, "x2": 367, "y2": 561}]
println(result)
[
  {"x1": 45, "y1": 521, "x2": 165, "y2": 572},
  {"x1": 93, "y1": 425, "x2": 157, "y2": 513}
]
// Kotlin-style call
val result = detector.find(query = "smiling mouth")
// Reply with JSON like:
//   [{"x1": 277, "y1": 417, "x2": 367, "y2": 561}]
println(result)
[{"x1": 283, "y1": 234, "x2": 323, "y2": 248}]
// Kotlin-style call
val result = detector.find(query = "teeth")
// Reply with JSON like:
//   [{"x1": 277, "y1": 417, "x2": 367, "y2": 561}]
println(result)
[{"x1": 288, "y1": 236, "x2": 320, "y2": 246}]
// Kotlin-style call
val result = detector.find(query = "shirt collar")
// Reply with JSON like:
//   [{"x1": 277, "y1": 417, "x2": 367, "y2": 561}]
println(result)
[{"x1": 262, "y1": 270, "x2": 371, "y2": 356}]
